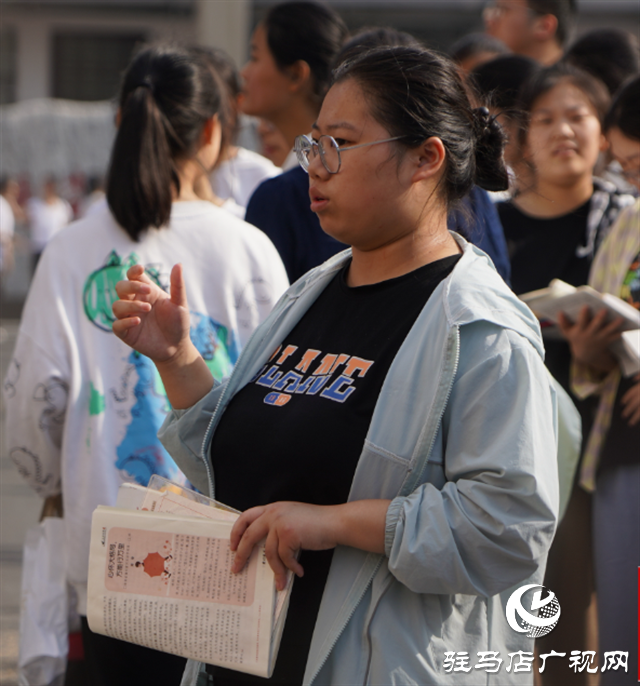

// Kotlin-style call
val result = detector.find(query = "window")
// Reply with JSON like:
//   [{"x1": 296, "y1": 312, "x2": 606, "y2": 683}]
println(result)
[
  {"x1": 0, "y1": 27, "x2": 17, "y2": 104},
  {"x1": 52, "y1": 33, "x2": 144, "y2": 101}
]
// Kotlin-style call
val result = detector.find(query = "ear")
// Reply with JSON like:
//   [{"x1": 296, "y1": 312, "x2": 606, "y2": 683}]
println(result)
[
  {"x1": 599, "y1": 130, "x2": 609, "y2": 154},
  {"x1": 201, "y1": 114, "x2": 221, "y2": 146},
  {"x1": 410, "y1": 137, "x2": 447, "y2": 183},
  {"x1": 285, "y1": 60, "x2": 312, "y2": 94},
  {"x1": 532, "y1": 13, "x2": 558, "y2": 42}
]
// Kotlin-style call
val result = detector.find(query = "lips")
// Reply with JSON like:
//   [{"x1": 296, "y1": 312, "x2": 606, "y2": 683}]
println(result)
[
  {"x1": 309, "y1": 186, "x2": 329, "y2": 212},
  {"x1": 553, "y1": 144, "x2": 578, "y2": 156}
]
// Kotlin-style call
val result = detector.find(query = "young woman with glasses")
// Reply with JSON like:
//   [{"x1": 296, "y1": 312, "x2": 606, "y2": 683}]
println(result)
[
  {"x1": 497, "y1": 63, "x2": 635, "y2": 681},
  {"x1": 113, "y1": 46, "x2": 572, "y2": 686}
]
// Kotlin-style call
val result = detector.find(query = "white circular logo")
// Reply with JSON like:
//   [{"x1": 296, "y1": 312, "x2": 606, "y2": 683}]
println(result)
[{"x1": 506, "y1": 584, "x2": 561, "y2": 638}]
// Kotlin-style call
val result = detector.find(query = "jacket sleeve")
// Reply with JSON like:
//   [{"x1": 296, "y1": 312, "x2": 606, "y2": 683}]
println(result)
[
  {"x1": 3, "y1": 329, "x2": 68, "y2": 498},
  {"x1": 385, "y1": 323, "x2": 559, "y2": 597},
  {"x1": 158, "y1": 381, "x2": 227, "y2": 496}
]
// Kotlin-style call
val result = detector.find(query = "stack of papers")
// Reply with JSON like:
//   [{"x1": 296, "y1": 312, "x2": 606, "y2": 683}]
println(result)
[{"x1": 87, "y1": 477, "x2": 293, "y2": 678}]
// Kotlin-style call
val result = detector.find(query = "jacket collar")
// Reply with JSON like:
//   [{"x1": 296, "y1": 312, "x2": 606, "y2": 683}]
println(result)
[{"x1": 286, "y1": 233, "x2": 544, "y2": 359}]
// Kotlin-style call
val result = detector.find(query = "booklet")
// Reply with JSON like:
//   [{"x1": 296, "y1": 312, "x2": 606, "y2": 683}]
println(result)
[
  {"x1": 610, "y1": 329, "x2": 640, "y2": 378},
  {"x1": 519, "y1": 279, "x2": 640, "y2": 331},
  {"x1": 87, "y1": 479, "x2": 293, "y2": 678},
  {"x1": 520, "y1": 279, "x2": 640, "y2": 371}
]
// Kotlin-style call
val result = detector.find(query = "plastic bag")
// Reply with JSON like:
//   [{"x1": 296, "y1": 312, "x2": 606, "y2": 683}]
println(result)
[{"x1": 18, "y1": 516, "x2": 68, "y2": 686}]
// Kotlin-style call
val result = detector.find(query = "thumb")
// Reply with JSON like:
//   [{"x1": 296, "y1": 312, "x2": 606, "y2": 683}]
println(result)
[{"x1": 170, "y1": 263, "x2": 188, "y2": 309}]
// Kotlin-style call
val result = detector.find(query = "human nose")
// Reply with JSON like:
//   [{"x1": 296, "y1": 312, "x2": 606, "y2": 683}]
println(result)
[
  {"x1": 240, "y1": 61, "x2": 250, "y2": 85},
  {"x1": 483, "y1": 6, "x2": 495, "y2": 25},
  {"x1": 555, "y1": 119, "x2": 576, "y2": 138},
  {"x1": 307, "y1": 146, "x2": 329, "y2": 179},
  {"x1": 483, "y1": 5, "x2": 499, "y2": 30},
  {"x1": 546, "y1": 116, "x2": 574, "y2": 139}
]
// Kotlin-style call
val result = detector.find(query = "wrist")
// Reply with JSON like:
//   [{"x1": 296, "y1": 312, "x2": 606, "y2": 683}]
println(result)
[
  {"x1": 155, "y1": 339, "x2": 200, "y2": 374},
  {"x1": 154, "y1": 340, "x2": 214, "y2": 410},
  {"x1": 575, "y1": 350, "x2": 618, "y2": 375},
  {"x1": 331, "y1": 500, "x2": 390, "y2": 553},
  {"x1": 329, "y1": 503, "x2": 350, "y2": 548}
]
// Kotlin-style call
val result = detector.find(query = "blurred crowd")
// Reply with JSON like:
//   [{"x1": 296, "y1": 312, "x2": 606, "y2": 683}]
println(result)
[{"x1": 1, "y1": 1, "x2": 639, "y2": 685}]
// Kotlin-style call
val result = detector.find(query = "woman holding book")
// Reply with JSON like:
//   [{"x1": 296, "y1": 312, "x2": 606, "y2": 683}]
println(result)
[
  {"x1": 496, "y1": 65, "x2": 635, "y2": 678},
  {"x1": 558, "y1": 76, "x2": 640, "y2": 685},
  {"x1": 114, "y1": 46, "x2": 573, "y2": 686}
]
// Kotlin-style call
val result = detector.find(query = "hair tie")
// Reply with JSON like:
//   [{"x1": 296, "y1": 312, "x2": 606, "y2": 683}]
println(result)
[
  {"x1": 473, "y1": 106, "x2": 492, "y2": 133},
  {"x1": 134, "y1": 77, "x2": 155, "y2": 95}
]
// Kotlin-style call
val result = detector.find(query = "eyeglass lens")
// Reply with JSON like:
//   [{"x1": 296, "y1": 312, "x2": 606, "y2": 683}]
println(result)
[
  {"x1": 296, "y1": 136, "x2": 342, "y2": 174},
  {"x1": 319, "y1": 137, "x2": 341, "y2": 174}
]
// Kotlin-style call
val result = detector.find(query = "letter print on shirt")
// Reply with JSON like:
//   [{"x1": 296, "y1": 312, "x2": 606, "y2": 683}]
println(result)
[{"x1": 252, "y1": 345, "x2": 374, "y2": 406}]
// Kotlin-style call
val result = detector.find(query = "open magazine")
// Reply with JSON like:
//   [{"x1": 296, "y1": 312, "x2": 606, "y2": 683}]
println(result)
[
  {"x1": 520, "y1": 279, "x2": 640, "y2": 330},
  {"x1": 87, "y1": 477, "x2": 293, "y2": 678},
  {"x1": 520, "y1": 279, "x2": 640, "y2": 376}
]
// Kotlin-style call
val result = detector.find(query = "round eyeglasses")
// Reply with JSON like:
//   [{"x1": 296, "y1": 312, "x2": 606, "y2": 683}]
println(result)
[
  {"x1": 294, "y1": 134, "x2": 404, "y2": 175},
  {"x1": 482, "y1": 1, "x2": 543, "y2": 21}
]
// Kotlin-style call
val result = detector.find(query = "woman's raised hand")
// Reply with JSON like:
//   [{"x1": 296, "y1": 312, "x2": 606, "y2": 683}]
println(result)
[
  {"x1": 112, "y1": 263, "x2": 191, "y2": 364},
  {"x1": 113, "y1": 264, "x2": 214, "y2": 410}
]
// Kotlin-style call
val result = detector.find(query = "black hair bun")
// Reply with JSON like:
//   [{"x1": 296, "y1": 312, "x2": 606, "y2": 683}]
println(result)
[{"x1": 472, "y1": 106, "x2": 509, "y2": 192}]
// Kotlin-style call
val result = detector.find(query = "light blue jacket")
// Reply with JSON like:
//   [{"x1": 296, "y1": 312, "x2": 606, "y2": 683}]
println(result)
[{"x1": 160, "y1": 235, "x2": 578, "y2": 686}]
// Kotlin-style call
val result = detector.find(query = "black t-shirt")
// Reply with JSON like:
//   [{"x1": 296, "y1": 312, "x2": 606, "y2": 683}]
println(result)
[
  {"x1": 207, "y1": 254, "x2": 461, "y2": 686},
  {"x1": 498, "y1": 198, "x2": 592, "y2": 296},
  {"x1": 498, "y1": 198, "x2": 595, "y2": 410}
]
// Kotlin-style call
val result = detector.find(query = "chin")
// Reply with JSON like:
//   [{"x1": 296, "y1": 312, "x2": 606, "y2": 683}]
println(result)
[
  {"x1": 544, "y1": 164, "x2": 588, "y2": 183},
  {"x1": 317, "y1": 216, "x2": 352, "y2": 246}
]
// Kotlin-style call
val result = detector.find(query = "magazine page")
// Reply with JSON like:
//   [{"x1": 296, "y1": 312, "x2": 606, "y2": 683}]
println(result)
[
  {"x1": 115, "y1": 483, "x2": 153, "y2": 510},
  {"x1": 610, "y1": 329, "x2": 640, "y2": 377},
  {"x1": 147, "y1": 475, "x2": 240, "y2": 516},
  {"x1": 140, "y1": 488, "x2": 239, "y2": 523},
  {"x1": 115, "y1": 481, "x2": 293, "y2": 630},
  {"x1": 87, "y1": 506, "x2": 277, "y2": 677},
  {"x1": 521, "y1": 282, "x2": 640, "y2": 330}
]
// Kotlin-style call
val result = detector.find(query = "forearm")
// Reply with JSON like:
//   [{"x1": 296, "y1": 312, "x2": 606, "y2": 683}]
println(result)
[
  {"x1": 155, "y1": 341, "x2": 215, "y2": 409},
  {"x1": 331, "y1": 499, "x2": 391, "y2": 554}
]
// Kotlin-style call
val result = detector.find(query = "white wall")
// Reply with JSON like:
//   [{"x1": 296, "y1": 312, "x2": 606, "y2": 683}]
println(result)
[{"x1": 196, "y1": 0, "x2": 251, "y2": 70}]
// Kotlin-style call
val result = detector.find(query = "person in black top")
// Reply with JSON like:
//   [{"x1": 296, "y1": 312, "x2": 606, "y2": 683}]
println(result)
[
  {"x1": 558, "y1": 76, "x2": 640, "y2": 686},
  {"x1": 498, "y1": 64, "x2": 633, "y2": 387},
  {"x1": 498, "y1": 63, "x2": 634, "y2": 684},
  {"x1": 241, "y1": 2, "x2": 348, "y2": 282},
  {"x1": 113, "y1": 47, "x2": 560, "y2": 686}
]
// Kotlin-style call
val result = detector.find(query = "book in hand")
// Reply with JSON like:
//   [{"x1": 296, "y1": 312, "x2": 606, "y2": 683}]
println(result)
[
  {"x1": 87, "y1": 478, "x2": 293, "y2": 678},
  {"x1": 519, "y1": 279, "x2": 640, "y2": 331},
  {"x1": 519, "y1": 279, "x2": 640, "y2": 376},
  {"x1": 610, "y1": 329, "x2": 640, "y2": 378}
]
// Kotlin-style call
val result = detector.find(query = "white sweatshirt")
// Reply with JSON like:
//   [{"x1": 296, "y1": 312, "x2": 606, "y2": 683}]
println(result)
[
  {"x1": 209, "y1": 146, "x2": 281, "y2": 209},
  {"x1": 3, "y1": 201, "x2": 289, "y2": 613}
]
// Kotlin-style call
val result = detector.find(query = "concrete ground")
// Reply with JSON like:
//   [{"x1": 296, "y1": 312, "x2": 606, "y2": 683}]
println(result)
[{"x1": 0, "y1": 320, "x2": 42, "y2": 686}]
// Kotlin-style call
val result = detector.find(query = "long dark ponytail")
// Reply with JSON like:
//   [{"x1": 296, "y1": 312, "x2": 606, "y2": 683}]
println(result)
[{"x1": 107, "y1": 45, "x2": 222, "y2": 241}]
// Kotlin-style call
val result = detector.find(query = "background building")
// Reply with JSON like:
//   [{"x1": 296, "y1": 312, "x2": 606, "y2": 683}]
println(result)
[{"x1": 1, "y1": 0, "x2": 638, "y2": 106}]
